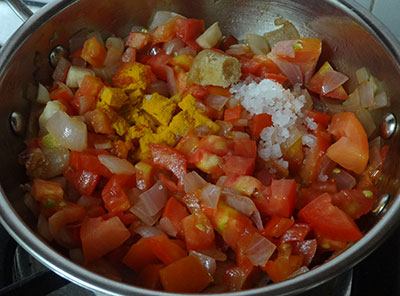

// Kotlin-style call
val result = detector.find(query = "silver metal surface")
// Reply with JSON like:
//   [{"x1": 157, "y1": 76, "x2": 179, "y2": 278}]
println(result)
[
  {"x1": 372, "y1": 193, "x2": 391, "y2": 216},
  {"x1": 5, "y1": 0, "x2": 33, "y2": 21},
  {"x1": 1, "y1": 0, "x2": 400, "y2": 295},
  {"x1": 10, "y1": 111, "x2": 24, "y2": 135},
  {"x1": 49, "y1": 45, "x2": 68, "y2": 68},
  {"x1": 381, "y1": 113, "x2": 397, "y2": 139}
]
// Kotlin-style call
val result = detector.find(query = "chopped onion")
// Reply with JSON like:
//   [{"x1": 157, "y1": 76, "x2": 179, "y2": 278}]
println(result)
[
  {"x1": 56, "y1": 81, "x2": 74, "y2": 99},
  {"x1": 41, "y1": 146, "x2": 70, "y2": 179},
  {"x1": 368, "y1": 136, "x2": 382, "y2": 170},
  {"x1": 244, "y1": 232, "x2": 276, "y2": 266},
  {"x1": 166, "y1": 66, "x2": 178, "y2": 96},
  {"x1": 230, "y1": 131, "x2": 250, "y2": 139},
  {"x1": 184, "y1": 171, "x2": 207, "y2": 193},
  {"x1": 189, "y1": 251, "x2": 216, "y2": 275},
  {"x1": 200, "y1": 248, "x2": 227, "y2": 261},
  {"x1": 94, "y1": 139, "x2": 112, "y2": 149},
  {"x1": 178, "y1": 46, "x2": 197, "y2": 56},
  {"x1": 356, "y1": 67, "x2": 369, "y2": 84},
  {"x1": 46, "y1": 111, "x2": 87, "y2": 151},
  {"x1": 204, "y1": 94, "x2": 229, "y2": 111},
  {"x1": 343, "y1": 89, "x2": 361, "y2": 112},
  {"x1": 322, "y1": 97, "x2": 345, "y2": 114},
  {"x1": 271, "y1": 40, "x2": 296, "y2": 58},
  {"x1": 226, "y1": 44, "x2": 250, "y2": 56},
  {"x1": 233, "y1": 118, "x2": 249, "y2": 127},
  {"x1": 134, "y1": 225, "x2": 164, "y2": 238},
  {"x1": 130, "y1": 198, "x2": 162, "y2": 226},
  {"x1": 52, "y1": 57, "x2": 71, "y2": 82},
  {"x1": 196, "y1": 22, "x2": 222, "y2": 49},
  {"x1": 358, "y1": 81, "x2": 375, "y2": 108},
  {"x1": 247, "y1": 34, "x2": 270, "y2": 55},
  {"x1": 216, "y1": 120, "x2": 233, "y2": 137},
  {"x1": 271, "y1": 57, "x2": 303, "y2": 85},
  {"x1": 216, "y1": 176, "x2": 227, "y2": 187},
  {"x1": 332, "y1": 169, "x2": 356, "y2": 191},
  {"x1": 104, "y1": 37, "x2": 124, "y2": 67},
  {"x1": 355, "y1": 107, "x2": 376, "y2": 137},
  {"x1": 225, "y1": 192, "x2": 257, "y2": 217},
  {"x1": 226, "y1": 97, "x2": 240, "y2": 108},
  {"x1": 321, "y1": 70, "x2": 348, "y2": 95},
  {"x1": 370, "y1": 91, "x2": 389, "y2": 110},
  {"x1": 38, "y1": 214, "x2": 53, "y2": 242},
  {"x1": 66, "y1": 66, "x2": 95, "y2": 88},
  {"x1": 98, "y1": 154, "x2": 136, "y2": 175},
  {"x1": 92, "y1": 63, "x2": 121, "y2": 82},
  {"x1": 36, "y1": 83, "x2": 50, "y2": 104},
  {"x1": 288, "y1": 266, "x2": 310, "y2": 279},
  {"x1": 146, "y1": 80, "x2": 170, "y2": 97},
  {"x1": 250, "y1": 210, "x2": 264, "y2": 230},
  {"x1": 163, "y1": 38, "x2": 186, "y2": 55},
  {"x1": 195, "y1": 126, "x2": 212, "y2": 137},
  {"x1": 200, "y1": 184, "x2": 221, "y2": 209},
  {"x1": 139, "y1": 181, "x2": 168, "y2": 216},
  {"x1": 159, "y1": 217, "x2": 177, "y2": 237},
  {"x1": 149, "y1": 11, "x2": 185, "y2": 31}
]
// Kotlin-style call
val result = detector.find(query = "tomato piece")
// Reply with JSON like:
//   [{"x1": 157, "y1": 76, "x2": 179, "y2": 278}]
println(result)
[
  {"x1": 298, "y1": 193, "x2": 362, "y2": 242},
  {"x1": 50, "y1": 86, "x2": 72, "y2": 101},
  {"x1": 171, "y1": 54, "x2": 194, "y2": 72},
  {"x1": 199, "y1": 135, "x2": 229, "y2": 156},
  {"x1": 147, "y1": 235, "x2": 187, "y2": 265},
  {"x1": 182, "y1": 84, "x2": 209, "y2": 99},
  {"x1": 264, "y1": 73, "x2": 288, "y2": 84},
  {"x1": 262, "y1": 216, "x2": 294, "y2": 238},
  {"x1": 315, "y1": 230, "x2": 347, "y2": 251},
  {"x1": 31, "y1": 179, "x2": 64, "y2": 203},
  {"x1": 87, "y1": 108, "x2": 114, "y2": 135},
  {"x1": 150, "y1": 143, "x2": 187, "y2": 188},
  {"x1": 332, "y1": 189, "x2": 375, "y2": 219},
  {"x1": 307, "y1": 110, "x2": 331, "y2": 127},
  {"x1": 249, "y1": 113, "x2": 272, "y2": 138},
  {"x1": 80, "y1": 216, "x2": 130, "y2": 263},
  {"x1": 175, "y1": 130, "x2": 200, "y2": 158},
  {"x1": 327, "y1": 112, "x2": 369, "y2": 174},
  {"x1": 262, "y1": 179, "x2": 297, "y2": 218},
  {"x1": 74, "y1": 75, "x2": 104, "y2": 99},
  {"x1": 81, "y1": 37, "x2": 107, "y2": 68},
  {"x1": 146, "y1": 51, "x2": 172, "y2": 81},
  {"x1": 135, "y1": 161, "x2": 155, "y2": 191},
  {"x1": 183, "y1": 211, "x2": 215, "y2": 251},
  {"x1": 48, "y1": 203, "x2": 85, "y2": 234},
  {"x1": 123, "y1": 238, "x2": 160, "y2": 271},
  {"x1": 223, "y1": 155, "x2": 255, "y2": 176},
  {"x1": 138, "y1": 263, "x2": 164, "y2": 289},
  {"x1": 231, "y1": 138, "x2": 257, "y2": 158},
  {"x1": 64, "y1": 166, "x2": 100, "y2": 196},
  {"x1": 280, "y1": 223, "x2": 311, "y2": 243},
  {"x1": 189, "y1": 149, "x2": 224, "y2": 177},
  {"x1": 219, "y1": 34, "x2": 239, "y2": 51},
  {"x1": 262, "y1": 255, "x2": 303, "y2": 283},
  {"x1": 206, "y1": 85, "x2": 231, "y2": 97},
  {"x1": 176, "y1": 18, "x2": 205, "y2": 42},
  {"x1": 160, "y1": 255, "x2": 212, "y2": 293},
  {"x1": 70, "y1": 150, "x2": 112, "y2": 178},
  {"x1": 162, "y1": 197, "x2": 190, "y2": 238},
  {"x1": 151, "y1": 16, "x2": 180, "y2": 44},
  {"x1": 125, "y1": 32, "x2": 152, "y2": 50},
  {"x1": 224, "y1": 175, "x2": 263, "y2": 196},
  {"x1": 292, "y1": 239, "x2": 317, "y2": 266},
  {"x1": 224, "y1": 105, "x2": 242, "y2": 123},
  {"x1": 111, "y1": 140, "x2": 133, "y2": 159},
  {"x1": 306, "y1": 61, "x2": 348, "y2": 100},
  {"x1": 282, "y1": 137, "x2": 304, "y2": 174},
  {"x1": 101, "y1": 174, "x2": 134, "y2": 213}
]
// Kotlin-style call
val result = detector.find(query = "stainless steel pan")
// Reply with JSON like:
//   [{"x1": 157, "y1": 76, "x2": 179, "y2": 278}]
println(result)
[{"x1": 1, "y1": 0, "x2": 400, "y2": 295}]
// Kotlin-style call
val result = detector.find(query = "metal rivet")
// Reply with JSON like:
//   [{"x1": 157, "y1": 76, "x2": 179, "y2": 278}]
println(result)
[
  {"x1": 10, "y1": 112, "x2": 24, "y2": 135},
  {"x1": 372, "y1": 193, "x2": 391, "y2": 216},
  {"x1": 381, "y1": 113, "x2": 397, "y2": 139},
  {"x1": 49, "y1": 45, "x2": 69, "y2": 68}
]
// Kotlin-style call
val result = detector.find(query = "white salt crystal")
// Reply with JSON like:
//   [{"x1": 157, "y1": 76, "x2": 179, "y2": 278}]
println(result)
[
  {"x1": 302, "y1": 134, "x2": 317, "y2": 148},
  {"x1": 305, "y1": 116, "x2": 317, "y2": 131}
]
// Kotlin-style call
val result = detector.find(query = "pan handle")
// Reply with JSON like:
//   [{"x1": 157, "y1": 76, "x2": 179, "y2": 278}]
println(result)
[{"x1": 5, "y1": 0, "x2": 33, "y2": 22}]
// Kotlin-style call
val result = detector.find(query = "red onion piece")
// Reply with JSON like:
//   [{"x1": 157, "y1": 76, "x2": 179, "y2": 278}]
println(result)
[
  {"x1": 163, "y1": 38, "x2": 186, "y2": 55},
  {"x1": 134, "y1": 225, "x2": 164, "y2": 238},
  {"x1": 200, "y1": 248, "x2": 227, "y2": 261},
  {"x1": 226, "y1": 44, "x2": 250, "y2": 56},
  {"x1": 271, "y1": 57, "x2": 303, "y2": 85},
  {"x1": 159, "y1": 217, "x2": 178, "y2": 237},
  {"x1": 358, "y1": 80, "x2": 375, "y2": 108},
  {"x1": 98, "y1": 154, "x2": 136, "y2": 175},
  {"x1": 321, "y1": 70, "x2": 348, "y2": 95},
  {"x1": 216, "y1": 176, "x2": 227, "y2": 187},
  {"x1": 184, "y1": 171, "x2": 207, "y2": 193},
  {"x1": 189, "y1": 251, "x2": 217, "y2": 275},
  {"x1": 271, "y1": 40, "x2": 296, "y2": 58},
  {"x1": 225, "y1": 192, "x2": 257, "y2": 217},
  {"x1": 250, "y1": 210, "x2": 264, "y2": 230},
  {"x1": 130, "y1": 198, "x2": 162, "y2": 226},
  {"x1": 92, "y1": 63, "x2": 121, "y2": 82},
  {"x1": 230, "y1": 131, "x2": 250, "y2": 139},
  {"x1": 69, "y1": 28, "x2": 90, "y2": 53},
  {"x1": 200, "y1": 184, "x2": 221, "y2": 209},
  {"x1": 215, "y1": 120, "x2": 233, "y2": 137},
  {"x1": 288, "y1": 266, "x2": 310, "y2": 279},
  {"x1": 166, "y1": 66, "x2": 178, "y2": 96},
  {"x1": 233, "y1": 118, "x2": 249, "y2": 127},
  {"x1": 52, "y1": 57, "x2": 71, "y2": 82},
  {"x1": 146, "y1": 80, "x2": 170, "y2": 97},
  {"x1": 195, "y1": 126, "x2": 212, "y2": 137},
  {"x1": 368, "y1": 136, "x2": 382, "y2": 170},
  {"x1": 371, "y1": 91, "x2": 389, "y2": 110},
  {"x1": 139, "y1": 181, "x2": 168, "y2": 216},
  {"x1": 204, "y1": 94, "x2": 229, "y2": 111},
  {"x1": 317, "y1": 154, "x2": 337, "y2": 182},
  {"x1": 244, "y1": 232, "x2": 276, "y2": 266},
  {"x1": 332, "y1": 169, "x2": 356, "y2": 191},
  {"x1": 178, "y1": 46, "x2": 197, "y2": 56}
]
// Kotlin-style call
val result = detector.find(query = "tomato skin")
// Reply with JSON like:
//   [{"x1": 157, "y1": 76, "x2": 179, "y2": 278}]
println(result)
[
  {"x1": 224, "y1": 105, "x2": 242, "y2": 123},
  {"x1": 189, "y1": 149, "x2": 224, "y2": 177},
  {"x1": 332, "y1": 189, "x2": 375, "y2": 219},
  {"x1": 223, "y1": 155, "x2": 255, "y2": 176},
  {"x1": 101, "y1": 174, "x2": 135, "y2": 213},
  {"x1": 262, "y1": 216, "x2": 294, "y2": 238},
  {"x1": 298, "y1": 193, "x2": 362, "y2": 242},
  {"x1": 81, "y1": 37, "x2": 107, "y2": 68},
  {"x1": 80, "y1": 216, "x2": 131, "y2": 263},
  {"x1": 64, "y1": 166, "x2": 100, "y2": 196},
  {"x1": 175, "y1": 18, "x2": 205, "y2": 42},
  {"x1": 264, "y1": 179, "x2": 297, "y2": 218},
  {"x1": 327, "y1": 112, "x2": 369, "y2": 174},
  {"x1": 182, "y1": 211, "x2": 215, "y2": 251},
  {"x1": 249, "y1": 113, "x2": 272, "y2": 138}
]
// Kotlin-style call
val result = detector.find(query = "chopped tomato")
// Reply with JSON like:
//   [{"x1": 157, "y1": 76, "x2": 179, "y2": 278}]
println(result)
[
  {"x1": 160, "y1": 255, "x2": 212, "y2": 293},
  {"x1": 135, "y1": 161, "x2": 154, "y2": 190},
  {"x1": 74, "y1": 75, "x2": 104, "y2": 99},
  {"x1": 249, "y1": 113, "x2": 272, "y2": 138},
  {"x1": 146, "y1": 51, "x2": 172, "y2": 81},
  {"x1": 101, "y1": 174, "x2": 134, "y2": 213},
  {"x1": 262, "y1": 254, "x2": 304, "y2": 283},
  {"x1": 280, "y1": 223, "x2": 311, "y2": 243},
  {"x1": 81, "y1": 37, "x2": 107, "y2": 68},
  {"x1": 49, "y1": 85, "x2": 72, "y2": 102},
  {"x1": 80, "y1": 216, "x2": 131, "y2": 263},
  {"x1": 224, "y1": 175, "x2": 263, "y2": 196},
  {"x1": 265, "y1": 73, "x2": 288, "y2": 85},
  {"x1": 263, "y1": 179, "x2": 297, "y2": 218},
  {"x1": 183, "y1": 211, "x2": 215, "y2": 251},
  {"x1": 125, "y1": 32, "x2": 152, "y2": 50},
  {"x1": 315, "y1": 230, "x2": 347, "y2": 251},
  {"x1": 31, "y1": 179, "x2": 65, "y2": 217},
  {"x1": 151, "y1": 16, "x2": 180, "y2": 44},
  {"x1": 223, "y1": 155, "x2": 255, "y2": 176},
  {"x1": 206, "y1": 85, "x2": 231, "y2": 97},
  {"x1": 48, "y1": 203, "x2": 85, "y2": 234},
  {"x1": 199, "y1": 135, "x2": 229, "y2": 156},
  {"x1": 64, "y1": 166, "x2": 100, "y2": 196},
  {"x1": 112, "y1": 140, "x2": 133, "y2": 159},
  {"x1": 307, "y1": 61, "x2": 348, "y2": 100},
  {"x1": 70, "y1": 149, "x2": 112, "y2": 178},
  {"x1": 189, "y1": 149, "x2": 224, "y2": 177},
  {"x1": 123, "y1": 238, "x2": 159, "y2": 271},
  {"x1": 87, "y1": 108, "x2": 114, "y2": 135},
  {"x1": 138, "y1": 263, "x2": 164, "y2": 289},
  {"x1": 292, "y1": 239, "x2": 317, "y2": 266},
  {"x1": 298, "y1": 193, "x2": 363, "y2": 242},
  {"x1": 232, "y1": 138, "x2": 257, "y2": 158},
  {"x1": 327, "y1": 112, "x2": 369, "y2": 174},
  {"x1": 262, "y1": 216, "x2": 294, "y2": 238},
  {"x1": 307, "y1": 110, "x2": 331, "y2": 127},
  {"x1": 182, "y1": 84, "x2": 209, "y2": 99},
  {"x1": 224, "y1": 105, "x2": 242, "y2": 123},
  {"x1": 176, "y1": 18, "x2": 205, "y2": 42},
  {"x1": 283, "y1": 137, "x2": 304, "y2": 173},
  {"x1": 332, "y1": 189, "x2": 375, "y2": 219},
  {"x1": 147, "y1": 235, "x2": 187, "y2": 265},
  {"x1": 150, "y1": 143, "x2": 187, "y2": 188},
  {"x1": 171, "y1": 54, "x2": 194, "y2": 71},
  {"x1": 162, "y1": 197, "x2": 190, "y2": 238},
  {"x1": 175, "y1": 130, "x2": 200, "y2": 158}
]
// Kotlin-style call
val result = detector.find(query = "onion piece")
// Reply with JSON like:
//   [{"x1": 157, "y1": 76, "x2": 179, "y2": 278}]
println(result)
[
  {"x1": 233, "y1": 118, "x2": 249, "y2": 127},
  {"x1": 39, "y1": 101, "x2": 67, "y2": 133},
  {"x1": 66, "y1": 66, "x2": 95, "y2": 88},
  {"x1": 368, "y1": 136, "x2": 382, "y2": 170},
  {"x1": 230, "y1": 131, "x2": 250, "y2": 139},
  {"x1": 55, "y1": 81, "x2": 74, "y2": 99},
  {"x1": 130, "y1": 198, "x2": 162, "y2": 226},
  {"x1": 159, "y1": 217, "x2": 178, "y2": 237},
  {"x1": 189, "y1": 251, "x2": 217, "y2": 276},
  {"x1": 200, "y1": 248, "x2": 227, "y2": 261},
  {"x1": 200, "y1": 184, "x2": 221, "y2": 209},
  {"x1": 163, "y1": 38, "x2": 186, "y2": 55},
  {"x1": 69, "y1": 28, "x2": 90, "y2": 53},
  {"x1": 196, "y1": 22, "x2": 222, "y2": 49},
  {"x1": 204, "y1": 94, "x2": 229, "y2": 111},
  {"x1": 146, "y1": 80, "x2": 170, "y2": 97},
  {"x1": 358, "y1": 80, "x2": 375, "y2": 108},
  {"x1": 134, "y1": 225, "x2": 164, "y2": 238},
  {"x1": 216, "y1": 176, "x2": 227, "y2": 187},
  {"x1": 371, "y1": 91, "x2": 389, "y2": 110},
  {"x1": 271, "y1": 56, "x2": 303, "y2": 85},
  {"x1": 288, "y1": 266, "x2": 310, "y2": 279},
  {"x1": 139, "y1": 181, "x2": 168, "y2": 216},
  {"x1": 94, "y1": 140, "x2": 112, "y2": 150},
  {"x1": 226, "y1": 44, "x2": 250, "y2": 56},
  {"x1": 343, "y1": 89, "x2": 361, "y2": 112},
  {"x1": 355, "y1": 107, "x2": 376, "y2": 137},
  {"x1": 149, "y1": 11, "x2": 185, "y2": 31},
  {"x1": 36, "y1": 83, "x2": 50, "y2": 104},
  {"x1": 356, "y1": 67, "x2": 369, "y2": 84},
  {"x1": 247, "y1": 34, "x2": 270, "y2": 55},
  {"x1": 184, "y1": 171, "x2": 207, "y2": 193},
  {"x1": 104, "y1": 37, "x2": 124, "y2": 67},
  {"x1": 271, "y1": 39, "x2": 296, "y2": 58},
  {"x1": 321, "y1": 70, "x2": 348, "y2": 95},
  {"x1": 250, "y1": 210, "x2": 264, "y2": 230},
  {"x1": 92, "y1": 63, "x2": 121, "y2": 82},
  {"x1": 166, "y1": 66, "x2": 178, "y2": 96},
  {"x1": 216, "y1": 120, "x2": 233, "y2": 137},
  {"x1": 98, "y1": 154, "x2": 136, "y2": 175},
  {"x1": 38, "y1": 214, "x2": 53, "y2": 242},
  {"x1": 178, "y1": 46, "x2": 197, "y2": 56},
  {"x1": 41, "y1": 145, "x2": 71, "y2": 179},
  {"x1": 244, "y1": 232, "x2": 276, "y2": 266},
  {"x1": 195, "y1": 126, "x2": 212, "y2": 137},
  {"x1": 87, "y1": 31, "x2": 104, "y2": 47},
  {"x1": 24, "y1": 193, "x2": 40, "y2": 217},
  {"x1": 332, "y1": 169, "x2": 356, "y2": 191},
  {"x1": 52, "y1": 57, "x2": 71, "y2": 82},
  {"x1": 317, "y1": 154, "x2": 337, "y2": 182},
  {"x1": 46, "y1": 111, "x2": 87, "y2": 151},
  {"x1": 225, "y1": 192, "x2": 257, "y2": 217}
]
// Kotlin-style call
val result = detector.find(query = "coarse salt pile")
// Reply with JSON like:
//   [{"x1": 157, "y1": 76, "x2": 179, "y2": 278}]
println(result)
[{"x1": 230, "y1": 78, "x2": 311, "y2": 168}]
